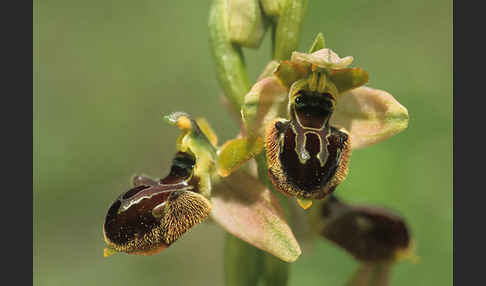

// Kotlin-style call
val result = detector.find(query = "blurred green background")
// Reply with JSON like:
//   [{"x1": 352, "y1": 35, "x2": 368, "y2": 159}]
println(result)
[{"x1": 33, "y1": 0, "x2": 452, "y2": 285}]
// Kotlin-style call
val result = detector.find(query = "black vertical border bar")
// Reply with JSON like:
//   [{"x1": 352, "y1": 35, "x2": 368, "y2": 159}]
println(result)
[
  {"x1": 33, "y1": 0, "x2": 38, "y2": 285},
  {"x1": 2, "y1": 0, "x2": 35, "y2": 285},
  {"x1": 0, "y1": 0, "x2": 35, "y2": 283},
  {"x1": 454, "y1": 0, "x2": 484, "y2": 285}
]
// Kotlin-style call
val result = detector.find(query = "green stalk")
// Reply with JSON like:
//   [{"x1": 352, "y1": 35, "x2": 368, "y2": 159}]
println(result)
[
  {"x1": 209, "y1": 1, "x2": 268, "y2": 285},
  {"x1": 273, "y1": 0, "x2": 308, "y2": 60},
  {"x1": 209, "y1": 0, "x2": 251, "y2": 112},
  {"x1": 255, "y1": 153, "x2": 291, "y2": 286},
  {"x1": 209, "y1": 0, "x2": 307, "y2": 284},
  {"x1": 224, "y1": 234, "x2": 264, "y2": 286},
  {"x1": 255, "y1": 0, "x2": 309, "y2": 281}
]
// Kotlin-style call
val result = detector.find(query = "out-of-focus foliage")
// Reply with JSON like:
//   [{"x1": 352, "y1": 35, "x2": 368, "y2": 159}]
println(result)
[{"x1": 33, "y1": 0, "x2": 452, "y2": 285}]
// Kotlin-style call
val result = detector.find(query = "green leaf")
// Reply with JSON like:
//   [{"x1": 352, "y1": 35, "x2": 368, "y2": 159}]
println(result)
[
  {"x1": 330, "y1": 68, "x2": 369, "y2": 93},
  {"x1": 217, "y1": 137, "x2": 264, "y2": 177},
  {"x1": 308, "y1": 33, "x2": 326, "y2": 53},
  {"x1": 211, "y1": 171, "x2": 302, "y2": 262},
  {"x1": 330, "y1": 86, "x2": 409, "y2": 149}
]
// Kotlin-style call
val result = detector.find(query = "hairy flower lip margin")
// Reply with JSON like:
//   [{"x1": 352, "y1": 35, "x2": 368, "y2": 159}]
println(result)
[
  {"x1": 103, "y1": 151, "x2": 212, "y2": 257},
  {"x1": 103, "y1": 112, "x2": 302, "y2": 262}
]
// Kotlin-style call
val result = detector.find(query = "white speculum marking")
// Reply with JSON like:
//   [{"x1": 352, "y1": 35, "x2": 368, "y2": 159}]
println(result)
[
  {"x1": 291, "y1": 108, "x2": 330, "y2": 167},
  {"x1": 119, "y1": 182, "x2": 194, "y2": 213}
]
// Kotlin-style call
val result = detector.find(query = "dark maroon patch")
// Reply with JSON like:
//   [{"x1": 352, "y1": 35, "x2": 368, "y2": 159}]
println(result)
[
  {"x1": 122, "y1": 185, "x2": 151, "y2": 199},
  {"x1": 161, "y1": 152, "x2": 196, "y2": 184},
  {"x1": 104, "y1": 188, "x2": 171, "y2": 245},
  {"x1": 104, "y1": 152, "x2": 198, "y2": 246},
  {"x1": 279, "y1": 127, "x2": 347, "y2": 195}
]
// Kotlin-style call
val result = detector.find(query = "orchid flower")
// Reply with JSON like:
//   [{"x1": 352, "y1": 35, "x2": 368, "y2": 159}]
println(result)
[{"x1": 102, "y1": 0, "x2": 413, "y2": 284}]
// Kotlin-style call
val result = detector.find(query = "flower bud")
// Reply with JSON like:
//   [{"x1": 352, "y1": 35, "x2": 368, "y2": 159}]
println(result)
[
  {"x1": 228, "y1": 0, "x2": 266, "y2": 48},
  {"x1": 260, "y1": 0, "x2": 285, "y2": 16},
  {"x1": 316, "y1": 196, "x2": 412, "y2": 262}
]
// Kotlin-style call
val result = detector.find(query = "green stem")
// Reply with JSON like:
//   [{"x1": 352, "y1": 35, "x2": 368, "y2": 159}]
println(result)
[
  {"x1": 210, "y1": 0, "x2": 308, "y2": 284},
  {"x1": 224, "y1": 233, "x2": 264, "y2": 286},
  {"x1": 262, "y1": 252, "x2": 290, "y2": 286},
  {"x1": 273, "y1": 0, "x2": 308, "y2": 60},
  {"x1": 255, "y1": 153, "x2": 291, "y2": 286},
  {"x1": 209, "y1": 0, "x2": 251, "y2": 113}
]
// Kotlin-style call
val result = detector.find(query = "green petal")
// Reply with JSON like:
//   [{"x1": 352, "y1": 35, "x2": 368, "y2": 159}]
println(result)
[
  {"x1": 217, "y1": 137, "x2": 264, "y2": 177},
  {"x1": 330, "y1": 87, "x2": 409, "y2": 149},
  {"x1": 196, "y1": 117, "x2": 219, "y2": 146},
  {"x1": 329, "y1": 68, "x2": 369, "y2": 94},
  {"x1": 273, "y1": 60, "x2": 309, "y2": 89},
  {"x1": 164, "y1": 112, "x2": 218, "y2": 196},
  {"x1": 211, "y1": 171, "x2": 302, "y2": 262}
]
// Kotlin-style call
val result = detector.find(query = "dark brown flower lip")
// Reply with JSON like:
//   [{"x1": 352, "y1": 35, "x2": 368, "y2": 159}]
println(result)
[
  {"x1": 319, "y1": 196, "x2": 411, "y2": 262},
  {"x1": 103, "y1": 151, "x2": 207, "y2": 255},
  {"x1": 117, "y1": 182, "x2": 193, "y2": 213},
  {"x1": 266, "y1": 121, "x2": 350, "y2": 200}
]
